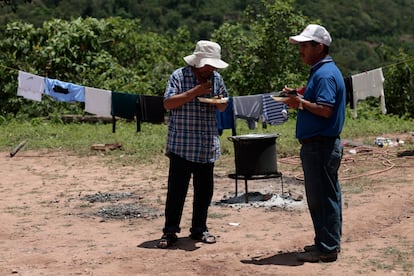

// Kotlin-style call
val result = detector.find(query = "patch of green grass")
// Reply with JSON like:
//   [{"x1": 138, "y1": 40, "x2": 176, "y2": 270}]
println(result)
[
  {"x1": 0, "y1": 110, "x2": 413, "y2": 164},
  {"x1": 4, "y1": 205, "x2": 30, "y2": 215},
  {"x1": 367, "y1": 258, "x2": 395, "y2": 270},
  {"x1": 382, "y1": 242, "x2": 414, "y2": 273},
  {"x1": 342, "y1": 178, "x2": 373, "y2": 194},
  {"x1": 4, "y1": 205, "x2": 30, "y2": 211},
  {"x1": 208, "y1": 212, "x2": 230, "y2": 219},
  {"x1": 360, "y1": 239, "x2": 414, "y2": 273},
  {"x1": 78, "y1": 203, "x2": 93, "y2": 208}
]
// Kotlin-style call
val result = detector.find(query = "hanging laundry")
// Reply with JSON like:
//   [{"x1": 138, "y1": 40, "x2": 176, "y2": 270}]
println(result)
[
  {"x1": 44, "y1": 77, "x2": 85, "y2": 102},
  {"x1": 343, "y1": 76, "x2": 354, "y2": 109},
  {"x1": 137, "y1": 95, "x2": 165, "y2": 123},
  {"x1": 233, "y1": 94, "x2": 263, "y2": 130},
  {"x1": 111, "y1": 91, "x2": 138, "y2": 119},
  {"x1": 216, "y1": 96, "x2": 236, "y2": 136},
  {"x1": 84, "y1": 87, "x2": 112, "y2": 117},
  {"x1": 111, "y1": 91, "x2": 139, "y2": 133},
  {"x1": 136, "y1": 95, "x2": 165, "y2": 132},
  {"x1": 262, "y1": 93, "x2": 288, "y2": 125},
  {"x1": 351, "y1": 68, "x2": 386, "y2": 118},
  {"x1": 17, "y1": 71, "x2": 45, "y2": 102}
]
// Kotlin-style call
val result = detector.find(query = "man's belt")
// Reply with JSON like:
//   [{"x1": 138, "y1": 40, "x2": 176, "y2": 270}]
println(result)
[{"x1": 299, "y1": 136, "x2": 339, "y2": 144}]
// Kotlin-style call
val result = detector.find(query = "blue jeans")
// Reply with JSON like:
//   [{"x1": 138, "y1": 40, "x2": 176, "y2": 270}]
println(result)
[
  {"x1": 300, "y1": 137, "x2": 343, "y2": 253},
  {"x1": 163, "y1": 153, "x2": 214, "y2": 236}
]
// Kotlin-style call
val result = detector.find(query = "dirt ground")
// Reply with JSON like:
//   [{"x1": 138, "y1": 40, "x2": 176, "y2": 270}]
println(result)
[{"x1": 0, "y1": 133, "x2": 413, "y2": 276}]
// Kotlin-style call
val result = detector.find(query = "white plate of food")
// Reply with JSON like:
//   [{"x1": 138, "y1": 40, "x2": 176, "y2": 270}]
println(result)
[{"x1": 197, "y1": 97, "x2": 229, "y2": 104}]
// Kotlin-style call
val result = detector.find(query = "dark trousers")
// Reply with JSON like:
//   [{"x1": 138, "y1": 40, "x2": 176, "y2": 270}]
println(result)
[
  {"x1": 163, "y1": 153, "x2": 214, "y2": 235},
  {"x1": 300, "y1": 137, "x2": 343, "y2": 253}
]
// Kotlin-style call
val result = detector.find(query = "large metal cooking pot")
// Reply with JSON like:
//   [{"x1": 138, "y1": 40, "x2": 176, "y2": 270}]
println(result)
[{"x1": 228, "y1": 133, "x2": 279, "y2": 176}]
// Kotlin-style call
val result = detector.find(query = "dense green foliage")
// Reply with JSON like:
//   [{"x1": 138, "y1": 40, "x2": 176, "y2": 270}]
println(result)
[
  {"x1": 294, "y1": 0, "x2": 414, "y2": 75},
  {"x1": 0, "y1": 17, "x2": 194, "y2": 117},
  {"x1": 383, "y1": 52, "x2": 414, "y2": 118},
  {"x1": 0, "y1": 0, "x2": 258, "y2": 40},
  {"x1": 1, "y1": 0, "x2": 413, "y2": 118},
  {"x1": 212, "y1": 0, "x2": 309, "y2": 95},
  {"x1": 2, "y1": 0, "x2": 414, "y2": 74}
]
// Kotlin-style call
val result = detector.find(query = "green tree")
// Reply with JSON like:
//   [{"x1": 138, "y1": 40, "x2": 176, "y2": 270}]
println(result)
[
  {"x1": 0, "y1": 17, "x2": 193, "y2": 117},
  {"x1": 0, "y1": 0, "x2": 32, "y2": 11},
  {"x1": 382, "y1": 51, "x2": 414, "y2": 118},
  {"x1": 212, "y1": 0, "x2": 309, "y2": 95}
]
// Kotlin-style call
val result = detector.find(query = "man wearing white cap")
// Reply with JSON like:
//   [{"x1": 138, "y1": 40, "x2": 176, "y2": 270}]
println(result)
[
  {"x1": 158, "y1": 40, "x2": 229, "y2": 248},
  {"x1": 284, "y1": 24, "x2": 346, "y2": 262}
]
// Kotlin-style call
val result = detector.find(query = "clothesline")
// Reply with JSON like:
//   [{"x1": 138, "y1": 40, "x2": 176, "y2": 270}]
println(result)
[
  {"x1": 0, "y1": 64, "x2": 17, "y2": 71},
  {"x1": 350, "y1": 57, "x2": 414, "y2": 75},
  {"x1": 15, "y1": 70, "x2": 166, "y2": 134},
  {"x1": 12, "y1": 68, "x2": 288, "y2": 137},
  {"x1": 3, "y1": 55, "x2": 413, "y2": 125},
  {"x1": 0, "y1": 64, "x2": 96, "y2": 89},
  {"x1": 381, "y1": 56, "x2": 414, "y2": 70},
  {"x1": 0, "y1": 64, "x2": 391, "y2": 123}
]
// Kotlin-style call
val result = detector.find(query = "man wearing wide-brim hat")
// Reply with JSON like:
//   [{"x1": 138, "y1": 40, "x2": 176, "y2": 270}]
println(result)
[{"x1": 158, "y1": 40, "x2": 229, "y2": 248}]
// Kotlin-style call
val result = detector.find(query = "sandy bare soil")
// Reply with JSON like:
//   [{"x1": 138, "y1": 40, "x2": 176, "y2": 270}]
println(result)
[{"x1": 0, "y1": 133, "x2": 413, "y2": 276}]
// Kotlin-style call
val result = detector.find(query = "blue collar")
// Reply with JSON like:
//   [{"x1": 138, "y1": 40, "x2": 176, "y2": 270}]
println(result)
[{"x1": 310, "y1": 56, "x2": 333, "y2": 73}]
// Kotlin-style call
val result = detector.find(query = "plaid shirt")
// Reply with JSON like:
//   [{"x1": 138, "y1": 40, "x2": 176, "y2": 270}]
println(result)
[{"x1": 164, "y1": 66, "x2": 228, "y2": 163}]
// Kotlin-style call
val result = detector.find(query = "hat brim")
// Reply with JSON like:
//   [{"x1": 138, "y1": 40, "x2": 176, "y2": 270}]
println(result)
[
  {"x1": 288, "y1": 35, "x2": 313, "y2": 44},
  {"x1": 184, "y1": 55, "x2": 229, "y2": 69}
]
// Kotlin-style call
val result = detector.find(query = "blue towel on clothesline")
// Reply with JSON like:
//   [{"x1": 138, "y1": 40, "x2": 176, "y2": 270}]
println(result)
[{"x1": 44, "y1": 78, "x2": 85, "y2": 102}]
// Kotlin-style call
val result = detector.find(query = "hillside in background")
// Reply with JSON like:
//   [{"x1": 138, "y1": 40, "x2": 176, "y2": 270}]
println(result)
[
  {"x1": 0, "y1": 0, "x2": 259, "y2": 39},
  {"x1": 1, "y1": 0, "x2": 414, "y2": 75},
  {"x1": 294, "y1": 0, "x2": 414, "y2": 74}
]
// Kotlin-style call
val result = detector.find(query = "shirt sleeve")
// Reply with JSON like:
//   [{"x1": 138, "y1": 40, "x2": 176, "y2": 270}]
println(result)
[
  {"x1": 215, "y1": 73, "x2": 228, "y2": 97},
  {"x1": 164, "y1": 71, "x2": 182, "y2": 100},
  {"x1": 315, "y1": 76, "x2": 336, "y2": 107}
]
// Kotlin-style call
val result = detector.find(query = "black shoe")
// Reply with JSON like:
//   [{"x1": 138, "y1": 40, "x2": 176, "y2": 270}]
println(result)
[
  {"x1": 297, "y1": 250, "x2": 338, "y2": 263},
  {"x1": 304, "y1": 244, "x2": 341, "y2": 253},
  {"x1": 304, "y1": 244, "x2": 318, "y2": 252},
  {"x1": 157, "y1": 233, "x2": 178, "y2": 249}
]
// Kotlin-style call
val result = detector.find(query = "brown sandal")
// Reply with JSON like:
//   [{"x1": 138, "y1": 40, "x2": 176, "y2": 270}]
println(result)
[{"x1": 157, "y1": 233, "x2": 178, "y2": 249}]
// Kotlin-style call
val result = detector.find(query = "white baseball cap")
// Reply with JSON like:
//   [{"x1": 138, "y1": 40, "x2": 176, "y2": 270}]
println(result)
[
  {"x1": 184, "y1": 40, "x2": 229, "y2": 69},
  {"x1": 289, "y1": 24, "x2": 332, "y2": 46}
]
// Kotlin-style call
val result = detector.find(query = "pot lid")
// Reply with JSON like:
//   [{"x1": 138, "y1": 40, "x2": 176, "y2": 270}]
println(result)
[{"x1": 228, "y1": 133, "x2": 279, "y2": 141}]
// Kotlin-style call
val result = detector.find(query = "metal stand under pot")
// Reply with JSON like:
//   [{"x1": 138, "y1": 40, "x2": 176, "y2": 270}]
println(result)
[{"x1": 227, "y1": 133, "x2": 283, "y2": 203}]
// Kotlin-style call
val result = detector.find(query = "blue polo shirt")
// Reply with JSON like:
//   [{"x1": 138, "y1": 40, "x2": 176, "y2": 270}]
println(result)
[{"x1": 296, "y1": 56, "x2": 346, "y2": 140}]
